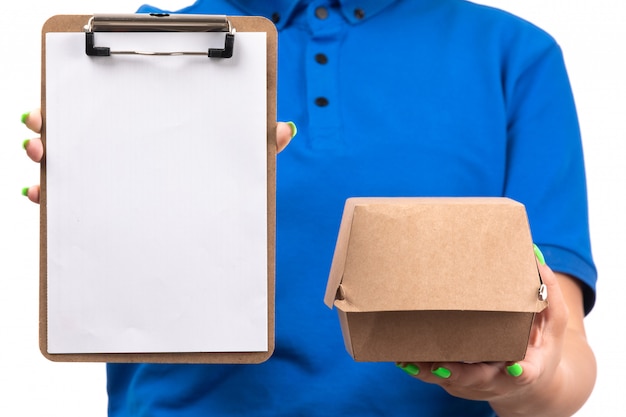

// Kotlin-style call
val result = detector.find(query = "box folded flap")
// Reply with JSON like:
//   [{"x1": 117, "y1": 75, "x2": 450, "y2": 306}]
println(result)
[{"x1": 324, "y1": 197, "x2": 548, "y2": 314}]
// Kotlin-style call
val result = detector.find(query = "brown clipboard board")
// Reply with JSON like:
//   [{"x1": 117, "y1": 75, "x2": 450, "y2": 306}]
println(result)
[{"x1": 39, "y1": 14, "x2": 276, "y2": 364}]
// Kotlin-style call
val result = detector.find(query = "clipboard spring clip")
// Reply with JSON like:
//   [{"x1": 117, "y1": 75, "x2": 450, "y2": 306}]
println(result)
[{"x1": 85, "y1": 13, "x2": 235, "y2": 58}]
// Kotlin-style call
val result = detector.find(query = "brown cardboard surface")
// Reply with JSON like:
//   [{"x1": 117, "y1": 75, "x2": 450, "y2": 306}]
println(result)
[
  {"x1": 39, "y1": 15, "x2": 277, "y2": 364},
  {"x1": 325, "y1": 197, "x2": 547, "y2": 362}
]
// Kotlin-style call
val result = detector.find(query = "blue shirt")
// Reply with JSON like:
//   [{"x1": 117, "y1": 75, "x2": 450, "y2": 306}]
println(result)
[{"x1": 107, "y1": 1, "x2": 597, "y2": 416}]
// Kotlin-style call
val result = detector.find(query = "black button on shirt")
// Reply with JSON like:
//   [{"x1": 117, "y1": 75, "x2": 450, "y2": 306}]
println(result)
[
  {"x1": 315, "y1": 7, "x2": 329, "y2": 20},
  {"x1": 315, "y1": 53, "x2": 328, "y2": 64},
  {"x1": 315, "y1": 97, "x2": 329, "y2": 107}
]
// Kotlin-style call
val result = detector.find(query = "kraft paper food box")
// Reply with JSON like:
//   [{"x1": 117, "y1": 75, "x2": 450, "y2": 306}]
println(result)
[{"x1": 324, "y1": 197, "x2": 548, "y2": 363}]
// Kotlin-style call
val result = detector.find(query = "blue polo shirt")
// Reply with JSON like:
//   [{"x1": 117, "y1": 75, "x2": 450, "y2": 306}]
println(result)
[{"x1": 107, "y1": 1, "x2": 597, "y2": 416}]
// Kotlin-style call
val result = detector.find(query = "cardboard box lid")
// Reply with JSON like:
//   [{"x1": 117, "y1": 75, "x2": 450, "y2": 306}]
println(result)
[{"x1": 324, "y1": 197, "x2": 548, "y2": 314}]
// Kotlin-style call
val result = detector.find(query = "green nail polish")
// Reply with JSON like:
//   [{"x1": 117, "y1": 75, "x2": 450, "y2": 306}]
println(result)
[
  {"x1": 432, "y1": 367, "x2": 451, "y2": 379},
  {"x1": 396, "y1": 363, "x2": 420, "y2": 376},
  {"x1": 286, "y1": 121, "x2": 298, "y2": 138},
  {"x1": 506, "y1": 363, "x2": 524, "y2": 377},
  {"x1": 21, "y1": 187, "x2": 29, "y2": 197},
  {"x1": 533, "y1": 244, "x2": 546, "y2": 266},
  {"x1": 21, "y1": 112, "x2": 30, "y2": 124},
  {"x1": 23, "y1": 139, "x2": 30, "y2": 150}
]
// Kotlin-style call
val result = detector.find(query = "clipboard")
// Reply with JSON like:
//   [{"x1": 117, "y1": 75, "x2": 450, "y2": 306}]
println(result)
[{"x1": 39, "y1": 14, "x2": 277, "y2": 364}]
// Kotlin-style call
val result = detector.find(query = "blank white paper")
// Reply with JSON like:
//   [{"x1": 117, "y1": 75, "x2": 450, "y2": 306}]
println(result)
[{"x1": 45, "y1": 31, "x2": 268, "y2": 353}]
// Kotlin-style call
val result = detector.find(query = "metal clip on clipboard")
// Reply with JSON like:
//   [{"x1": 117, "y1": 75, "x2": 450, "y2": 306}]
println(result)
[{"x1": 85, "y1": 13, "x2": 235, "y2": 58}]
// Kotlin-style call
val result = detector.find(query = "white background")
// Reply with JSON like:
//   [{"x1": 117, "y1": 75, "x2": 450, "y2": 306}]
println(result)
[{"x1": 0, "y1": 1, "x2": 623, "y2": 415}]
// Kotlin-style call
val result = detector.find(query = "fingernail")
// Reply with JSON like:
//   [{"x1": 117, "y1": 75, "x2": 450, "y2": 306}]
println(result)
[
  {"x1": 396, "y1": 363, "x2": 420, "y2": 376},
  {"x1": 21, "y1": 187, "x2": 30, "y2": 197},
  {"x1": 533, "y1": 244, "x2": 546, "y2": 266},
  {"x1": 431, "y1": 367, "x2": 451, "y2": 379},
  {"x1": 286, "y1": 121, "x2": 298, "y2": 138},
  {"x1": 23, "y1": 139, "x2": 30, "y2": 150},
  {"x1": 506, "y1": 363, "x2": 524, "y2": 377},
  {"x1": 21, "y1": 112, "x2": 30, "y2": 124}
]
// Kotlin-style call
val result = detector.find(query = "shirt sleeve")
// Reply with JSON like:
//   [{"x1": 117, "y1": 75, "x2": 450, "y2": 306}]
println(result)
[{"x1": 503, "y1": 35, "x2": 597, "y2": 314}]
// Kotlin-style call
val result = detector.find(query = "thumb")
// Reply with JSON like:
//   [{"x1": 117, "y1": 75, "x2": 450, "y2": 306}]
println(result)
[{"x1": 530, "y1": 245, "x2": 569, "y2": 346}]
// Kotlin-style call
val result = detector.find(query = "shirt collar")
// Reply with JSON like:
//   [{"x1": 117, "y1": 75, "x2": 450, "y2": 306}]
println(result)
[{"x1": 227, "y1": 0, "x2": 401, "y2": 29}]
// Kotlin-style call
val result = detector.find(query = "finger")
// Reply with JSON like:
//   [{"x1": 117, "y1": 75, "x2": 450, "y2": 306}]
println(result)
[
  {"x1": 276, "y1": 121, "x2": 297, "y2": 153},
  {"x1": 405, "y1": 361, "x2": 515, "y2": 401},
  {"x1": 22, "y1": 108, "x2": 42, "y2": 133},
  {"x1": 414, "y1": 362, "x2": 499, "y2": 387},
  {"x1": 23, "y1": 137, "x2": 44, "y2": 163},
  {"x1": 535, "y1": 251, "x2": 569, "y2": 343},
  {"x1": 22, "y1": 185, "x2": 41, "y2": 204}
]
